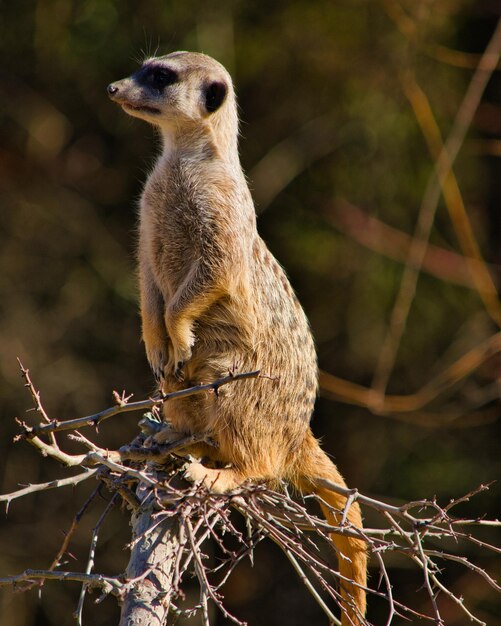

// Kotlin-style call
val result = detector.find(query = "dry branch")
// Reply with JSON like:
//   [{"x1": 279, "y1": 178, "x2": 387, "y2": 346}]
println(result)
[
  {"x1": 0, "y1": 569, "x2": 123, "y2": 595},
  {"x1": 402, "y1": 65, "x2": 501, "y2": 323},
  {"x1": 327, "y1": 200, "x2": 479, "y2": 289},
  {"x1": 370, "y1": 17, "x2": 501, "y2": 406},
  {"x1": 319, "y1": 331, "x2": 501, "y2": 421},
  {"x1": 17, "y1": 369, "x2": 259, "y2": 440},
  {"x1": 0, "y1": 469, "x2": 98, "y2": 511}
]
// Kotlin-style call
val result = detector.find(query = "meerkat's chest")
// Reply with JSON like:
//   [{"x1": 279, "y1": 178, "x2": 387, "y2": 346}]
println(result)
[{"x1": 140, "y1": 160, "x2": 217, "y2": 286}]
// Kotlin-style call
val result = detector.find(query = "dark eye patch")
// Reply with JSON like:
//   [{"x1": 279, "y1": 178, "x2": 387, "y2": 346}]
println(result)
[{"x1": 135, "y1": 64, "x2": 178, "y2": 92}]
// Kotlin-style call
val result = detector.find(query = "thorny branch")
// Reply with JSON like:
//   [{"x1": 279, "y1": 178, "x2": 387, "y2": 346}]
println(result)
[
  {"x1": 16, "y1": 368, "x2": 260, "y2": 440},
  {"x1": 1, "y1": 364, "x2": 499, "y2": 625}
]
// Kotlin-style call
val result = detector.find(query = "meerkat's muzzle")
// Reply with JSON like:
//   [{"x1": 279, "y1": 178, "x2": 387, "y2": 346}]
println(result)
[{"x1": 107, "y1": 81, "x2": 160, "y2": 115}]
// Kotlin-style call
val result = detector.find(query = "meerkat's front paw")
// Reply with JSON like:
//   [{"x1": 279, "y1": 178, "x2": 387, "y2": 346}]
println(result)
[
  {"x1": 145, "y1": 344, "x2": 169, "y2": 383},
  {"x1": 165, "y1": 314, "x2": 196, "y2": 380},
  {"x1": 142, "y1": 313, "x2": 171, "y2": 384}
]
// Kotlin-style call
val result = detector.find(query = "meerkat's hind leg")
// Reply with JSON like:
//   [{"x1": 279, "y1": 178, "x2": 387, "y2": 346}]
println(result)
[{"x1": 184, "y1": 461, "x2": 248, "y2": 493}]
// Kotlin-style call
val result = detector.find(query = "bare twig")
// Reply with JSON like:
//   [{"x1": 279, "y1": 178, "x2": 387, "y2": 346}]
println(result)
[
  {"x1": 0, "y1": 469, "x2": 98, "y2": 510},
  {"x1": 0, "y1": 569, "x2": 123, "y2": 595},
  {"x1": 403, "y1": 67, "x2": 501, "y2": 324},
  {"x1": 49, "y1": 485, "x2": 103, "y2": 574},
  {"x1": 17, "y1": 358, "x2": 57, "y2": 447},
  {"x1": 18, "y1": 370, "x2": 260, "y2": 439},
  {"x1": 370, "y1": 18, "x2": 501, "y2": 406},
  {"x1": 75, "y1": 494, "x2": 119, "y2": 625},
  {"x1": 326, "y1": 199, "x2": 487, "y2": 289},
  {"x1": 320, "y1": 331, "x2": 501, "y2": 417},
  {"x1": 284, "y1": 547, "x2": 341, "y2": 625}
]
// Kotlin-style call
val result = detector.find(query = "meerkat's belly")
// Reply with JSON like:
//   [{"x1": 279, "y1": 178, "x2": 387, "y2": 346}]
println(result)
[{"x1": 162, "y1": 255, "x2": 317, "y2": 468}]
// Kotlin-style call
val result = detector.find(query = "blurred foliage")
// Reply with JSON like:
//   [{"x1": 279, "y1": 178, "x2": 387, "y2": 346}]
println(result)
[{"x1": 0, "y1": 1, "x2": 499, "y2": 625}]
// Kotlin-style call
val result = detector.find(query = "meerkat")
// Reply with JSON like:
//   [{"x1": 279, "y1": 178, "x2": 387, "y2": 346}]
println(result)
[{"x1": 108, "y1": 51, "x2": 367, "y2": 625}]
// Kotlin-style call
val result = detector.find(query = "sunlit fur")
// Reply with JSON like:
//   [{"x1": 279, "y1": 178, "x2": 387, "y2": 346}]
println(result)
[{"x1": 109, "y1": 51, "x2": 367, "y2": 624}]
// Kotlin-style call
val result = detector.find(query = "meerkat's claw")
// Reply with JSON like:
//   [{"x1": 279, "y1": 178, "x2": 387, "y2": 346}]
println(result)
[
  {"x1": 174, "y1": 361, "x2": 185, "y2": 381},
  {"x1": 145, "y1": 345, "x2": 168, "y2": 384},
  {"x1": 153, "y1": 367, "x2": 164, "y2": 384}
]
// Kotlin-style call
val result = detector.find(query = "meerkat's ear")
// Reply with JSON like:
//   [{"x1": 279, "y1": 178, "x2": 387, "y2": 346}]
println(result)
[{"x1": 204, "y1": 81, "x2": 227, "y2": 113}]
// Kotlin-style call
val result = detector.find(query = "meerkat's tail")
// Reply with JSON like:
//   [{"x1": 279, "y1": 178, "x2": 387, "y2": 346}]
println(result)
[{"x1": 294, "y1": 431, "x2": 367, "y2": 626}]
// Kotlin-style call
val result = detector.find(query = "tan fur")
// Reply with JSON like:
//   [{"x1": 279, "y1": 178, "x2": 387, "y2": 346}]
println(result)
[{"x1": 109, "y1": 51, "x2": 367, "y2": 624}]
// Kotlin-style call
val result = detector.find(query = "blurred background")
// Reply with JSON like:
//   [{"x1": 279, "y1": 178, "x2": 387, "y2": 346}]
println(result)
[{"x1": 0, "y1": 1, "x2": 499, "y2": 624}]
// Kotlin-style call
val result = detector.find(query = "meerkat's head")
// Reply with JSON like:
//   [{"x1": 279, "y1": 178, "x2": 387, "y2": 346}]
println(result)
[{"x1": 108, "y1": 52, "x2": 238, "y2": 154}]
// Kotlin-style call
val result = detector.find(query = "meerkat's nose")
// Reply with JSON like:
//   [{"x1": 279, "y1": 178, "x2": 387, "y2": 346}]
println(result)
[{"x1": 107, "y1": 83, "x2": 119, "y2": 96}]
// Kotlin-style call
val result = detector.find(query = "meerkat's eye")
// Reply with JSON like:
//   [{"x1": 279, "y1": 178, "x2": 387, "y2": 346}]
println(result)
[{"x1": 141, "y1": 66, "x2": 178, "y2": 92}]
